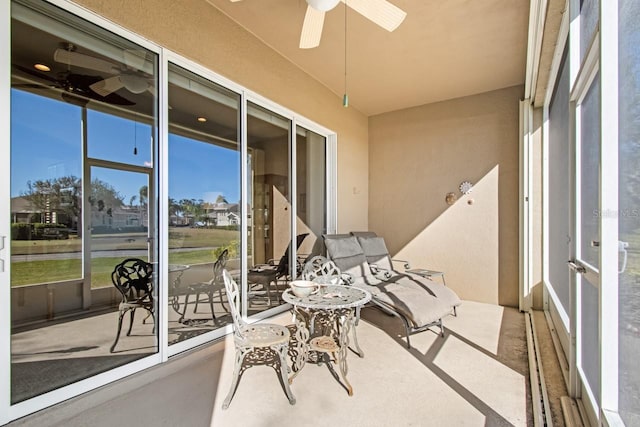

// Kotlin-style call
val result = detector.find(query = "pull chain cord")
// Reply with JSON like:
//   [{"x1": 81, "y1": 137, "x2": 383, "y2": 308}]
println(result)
[
  {"x1": 133, "y1": 115, "x2": 138, "y2": 155},
  {"x1": 343, "y1": 0, "x2": 348, "y2": 107}
]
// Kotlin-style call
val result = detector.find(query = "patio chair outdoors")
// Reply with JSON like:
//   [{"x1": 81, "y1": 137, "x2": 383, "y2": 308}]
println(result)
[
  {"x1": 179, "y1": 249, "x2": 228, "y2": 325},
  {"x1": 350, "y1": 231, "x2": 461, "y2": 315},
  {"x1": 110, "y1": 258, "x2": 155, "y2": 353},
  {"x1": 221, "y1": 269, "x2": 295, "y2": 409},
  {"x1": 323, "y1": 234, "x2": 452, "y2": 348}
]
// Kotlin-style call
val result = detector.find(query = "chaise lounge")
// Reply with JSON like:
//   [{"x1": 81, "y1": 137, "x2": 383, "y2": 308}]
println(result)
[{"x1": 322, "y1": 233, "x2": 461, "y2": 348}]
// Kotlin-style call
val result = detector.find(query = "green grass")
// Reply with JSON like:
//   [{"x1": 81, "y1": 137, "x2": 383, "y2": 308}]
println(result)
[
  {"x1": 11, "y1": 227, "x2": 240, "y2": 255},
  {"x1": 10, "y1": 249, "x2": 217, "y2": 288}
]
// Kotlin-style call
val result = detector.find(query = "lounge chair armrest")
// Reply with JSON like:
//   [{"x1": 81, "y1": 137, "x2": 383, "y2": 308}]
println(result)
[
  {"x1": 340, "y1": 273, "x2": 355, "y2": 284},
  {"x1": 370, "y1": 264, "x2": 393, "y2": 280},
  {"x1": 392, "y1": 259, "x2": 411, "y2": 269}
]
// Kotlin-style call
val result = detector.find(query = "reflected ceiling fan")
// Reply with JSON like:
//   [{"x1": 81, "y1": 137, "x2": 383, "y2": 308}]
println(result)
[
  {"x1": 12, "y1": 63, "x2": 134, "y2": 106},
  {"x1": 53, "y1": 43, "x2": 155, "y2": 97},
  {"x1": 230, "y1": 0, "x2": 407, "y2": 49}
]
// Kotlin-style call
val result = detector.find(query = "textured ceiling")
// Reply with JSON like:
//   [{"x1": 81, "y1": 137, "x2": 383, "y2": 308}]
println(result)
[{"x1": 205, "y1": 0, "x2": 530, "y2": 116}]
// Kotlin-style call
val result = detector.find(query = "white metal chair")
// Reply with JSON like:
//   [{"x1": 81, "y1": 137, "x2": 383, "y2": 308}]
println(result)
[{"x1": 221, "y1": 269, "x2": 295, "y2": 409}]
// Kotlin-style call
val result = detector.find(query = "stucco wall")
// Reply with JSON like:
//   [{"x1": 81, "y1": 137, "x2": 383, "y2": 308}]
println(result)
[
  {"x1": 73, "y1": 0, "x2": 369, "y2": 233},
  {"x1": 369, "y1": 85, "x2": 523, "y2": 307}
]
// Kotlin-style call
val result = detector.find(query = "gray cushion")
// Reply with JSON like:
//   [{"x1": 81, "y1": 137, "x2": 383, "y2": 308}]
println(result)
[
  {"x1": 324, "y1": 236, "x2": 373, "y2": 279},
  {"x1": 356, "y1": 236, "x2": 394, "y2": 271}
]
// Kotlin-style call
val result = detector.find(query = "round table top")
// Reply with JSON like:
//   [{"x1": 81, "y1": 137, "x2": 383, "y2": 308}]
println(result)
[{"x1": 282, "y1": 284, "x2": 371, "y2": 310}]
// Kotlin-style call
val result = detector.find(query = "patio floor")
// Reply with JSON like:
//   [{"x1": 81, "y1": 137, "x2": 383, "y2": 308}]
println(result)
[{"x1": 9, "y1": 300, "x2": 534, "y2": 427}]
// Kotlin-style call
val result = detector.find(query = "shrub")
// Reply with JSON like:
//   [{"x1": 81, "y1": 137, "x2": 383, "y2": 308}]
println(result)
[{"x1": 11, "y1": 223, "x2": 32, "y2": 240}]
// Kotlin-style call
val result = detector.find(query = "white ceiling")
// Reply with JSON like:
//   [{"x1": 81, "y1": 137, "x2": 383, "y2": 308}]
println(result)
[{"x1": 205, "y1": 0, "x2": 531, "y2": 116}]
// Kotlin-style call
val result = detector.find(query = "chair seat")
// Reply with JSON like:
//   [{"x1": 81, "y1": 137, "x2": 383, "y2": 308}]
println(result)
[
  {"x1": 238, "y1": 323, "x2": 290, "y2": 347},
  {"x1": 310, "y1": 335, "x2": 339, "y2": 353}
]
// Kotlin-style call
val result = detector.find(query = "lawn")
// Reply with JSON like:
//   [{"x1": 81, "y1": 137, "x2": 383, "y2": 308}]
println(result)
[
  {"x1": 11, "y1": 249, "x2": 218, "y2": 288},
  {"x1": 11, "y1": 227, "x2": 240, "y2": 255}
]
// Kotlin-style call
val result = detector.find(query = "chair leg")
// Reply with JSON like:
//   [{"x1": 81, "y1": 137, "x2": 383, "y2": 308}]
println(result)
[
  {"x1": 127, "y1": 308, "x2": 136, "y2": 336},
  {"x1": 194, "y1": 291, "x2": 201, "y2": 313},
  {"x1": 179, "y1": 293, "x2": 190, "y2": 322},
  {"x1": 275, "y1": 345, "x2": 296, "y2": 405},
  {"x1": 150, "y1": 309, "x2": 156, "y2": 334},
  {"x1": 223, "y1": 348, "x2": 248, "y2": 410},
  {"x1": 110, "y1": 310, "x2": 126, "y2": 353},
  {"x1": 208, "y1": 291, "x2": 218, "y2": 325},
  {"x1": 218, "y1": 288, "x2": 228, "y2": 312}
]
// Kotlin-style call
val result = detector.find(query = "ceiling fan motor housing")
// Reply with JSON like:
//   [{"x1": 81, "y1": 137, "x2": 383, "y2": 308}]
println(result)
[{"x1": 306, "y1": 0, "x2": 340, "y2": 12}]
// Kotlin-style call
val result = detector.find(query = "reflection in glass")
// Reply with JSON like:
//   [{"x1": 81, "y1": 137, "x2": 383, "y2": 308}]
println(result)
[
  {"x1": 579, "y1": 0, "x2": 599, "y2": 63},
  {"x1": 247, "y1": 102, "x2": 292, "y2": 314},
  {"x1": 167, "y1": 63, "x2": 240, "y2": 345},
  {"x1": 618, "y1": 0, "x2": 640, "y2": 423},
  {"x1": 10, "y1": 0, "x2": 158, "y2": 403},
  {"x1": 296, "y1": 126, "x2": 327, "y2": 259}
]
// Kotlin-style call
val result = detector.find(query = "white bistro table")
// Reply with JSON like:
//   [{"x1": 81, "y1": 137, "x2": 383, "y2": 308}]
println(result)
[{"x1": 282, "y1": 284, "x2": 371, "y2": 396}]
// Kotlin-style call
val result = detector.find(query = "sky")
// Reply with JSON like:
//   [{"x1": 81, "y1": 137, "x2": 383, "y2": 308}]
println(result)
[{"x1": 10, "y1": 89, "x2": 241, "y2": 204}]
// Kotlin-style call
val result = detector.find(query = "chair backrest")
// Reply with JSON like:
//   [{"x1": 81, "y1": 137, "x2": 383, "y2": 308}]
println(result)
[
  {"x1": 212, "y1": 249, "x2": 229, "y2": 285},
  {"x1": 222, "y1": 269, "x2": 246, "y2": 334},
  {"x1": 111, "y1": 258, "x2": 154, "y2": 302},
  {"x1": 323, "y1": 234, "x2": 376, "y2": 282},
  {"x1": 352, "y1": 234, "x2": 395, "y2": 272},
  {"x1": 301, "y1": 255, "x2": 343, "y2": 285},
  {"x1": 275, "y1": 233, "x2": 309, "y2": 277}
]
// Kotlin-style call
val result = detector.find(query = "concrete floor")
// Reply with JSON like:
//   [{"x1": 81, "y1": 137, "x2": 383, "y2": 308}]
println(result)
[{"x1": 8, "y1": 300, "x2": 535, "y2": 427}]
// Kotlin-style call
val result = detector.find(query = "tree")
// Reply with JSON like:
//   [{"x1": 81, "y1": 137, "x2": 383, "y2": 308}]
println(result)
[
  {"x1": 23, "y1": 175, "x2": 81, "y2": 229},
  {"x1": 215, "y1": 194, "x2": 229, "y2": 204},
  {"x1": 88, "y1": 178, "x2": 124, "y2": 218},
  {"x1": 139, "y1": 185, "x2": 148, "y2": 209}
]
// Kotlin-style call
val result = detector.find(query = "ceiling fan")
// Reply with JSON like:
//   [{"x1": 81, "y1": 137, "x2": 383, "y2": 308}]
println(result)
[
  {"x1": 230, "y1": 0, "x2": 407, "y2": 49},
  {"x1": 12, "y1": 63, "x2": 134, "y2": 106},
  {"x1": 53, "y1": 43, "x2": 155, "y2": 97}
]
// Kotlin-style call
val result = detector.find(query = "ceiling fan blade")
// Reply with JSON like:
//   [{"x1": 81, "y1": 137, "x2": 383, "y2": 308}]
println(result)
[
  {"x1": 123, "y1": 50, "x2": 147, "y2": 71},
  {"x1": 299, "y1": 5, "x2": 325, "y2": 49},
  {"x1": 90, "y1": 75, "x2": 124, "y2": 97},
  {"x1": 341, "y1": 0, "x2": 406, "y2": 32},
  {"x1": 53, "y1": 49, "x2": 118, "y2": 74}
]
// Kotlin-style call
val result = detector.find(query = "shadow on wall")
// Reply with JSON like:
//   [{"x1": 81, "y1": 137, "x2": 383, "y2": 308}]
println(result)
[{"x1": 368, "y1": 86, "x2": 522, "y2": 307}]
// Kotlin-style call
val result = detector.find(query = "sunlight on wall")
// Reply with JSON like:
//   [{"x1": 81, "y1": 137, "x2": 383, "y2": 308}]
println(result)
[{"x1": 396, "y1": 166, "x2": 501, "y2": 304}]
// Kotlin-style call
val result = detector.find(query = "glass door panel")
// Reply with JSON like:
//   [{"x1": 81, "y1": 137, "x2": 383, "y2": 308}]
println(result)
[
  {"x1": 88, "y1": 166, "x2": 156, "y2": 351},
  {"x1": 247, "y1": 102, "x2": 291, "y2": 314},
  {"x1": 296, "y1": 126, "x2": 327, "y2": 260},
  {"x1": 618, "y1": 0, "x2": 640, "y2": 423},
  {"x1": 548, "y1": 45, "x2": 572, "y2": 317},
  {"x1": 9, "y1": 0, "x2": 159, "y2": 403},
  {"x1": 167, "y1": 63, "x2": 240, "y2": 346},
  {"x1": 576, "y1": 74, "x2": 601, "y2": 406}
]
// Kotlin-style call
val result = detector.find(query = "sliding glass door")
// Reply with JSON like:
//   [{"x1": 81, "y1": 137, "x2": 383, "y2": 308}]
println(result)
[
  {"x1": 8, "y1": 0, "x2": 159, "y2": 405},
  {"x1": 166, "y1": 62, "x2": 240, "y2": 348}
]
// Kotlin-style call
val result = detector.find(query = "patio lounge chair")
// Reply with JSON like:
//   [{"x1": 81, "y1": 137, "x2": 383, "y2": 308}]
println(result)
[
  {"x1": 350, "y1": 231, "x2": 461, "y2": 315},
  {"x1": 323, "y1": 234, "x2": 453, "y2": 348}
]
